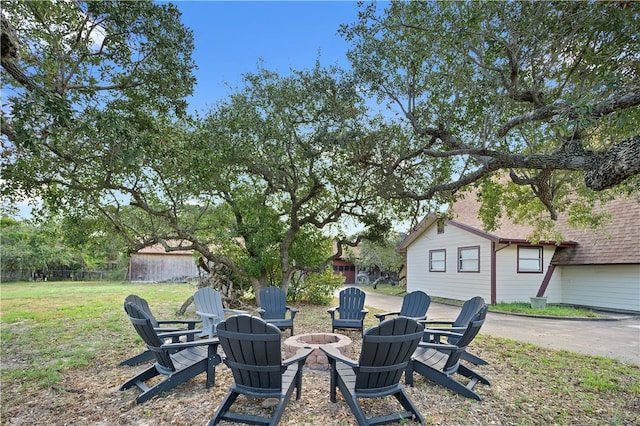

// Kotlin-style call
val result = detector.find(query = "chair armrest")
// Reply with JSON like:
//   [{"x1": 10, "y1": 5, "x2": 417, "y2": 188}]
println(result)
[
  {"x1": 196, "y1": 311, "x2": 219, "y2": 321},
  {"x1": 423, "y1": 328, "x2": 464, "y2": 339},
  {"x1": 286, "y1": 306, "x2": 299, "y2": 320},
  {"x1": 327, "y1": 307, "x2": 338, "y2": 319},
  {"x1": 282, "y1": 347, "x2": 314, "y2": 366},
  {"x1": 361, "y1": 309, "x2": 369, "y2": 318},
  {"x1": 426, "y1": 326, "x2": 466, "y2": 333},
  {"x1": 422, "y1": 328, "x2": 464, "y2": 344},
  {"x1": 320, "y1": 344, "x2": 358, "y2": 367},
  {"x1": 155, "y1": 329, "x2": 203, "y2": 340},
  {"x1": 155, "y1": 319, "x2": 201, "y2": 329},
  {"x1": 153, "y1": 326, "x2": 185, "y2": 333},
  {"x1": 256, "y1": 308, "x2": 266, "y2": 317},
  {"x1": 375, "y1": 311, "x2": 399, "y2": 321},
  {"x1": 416, "y1": 340, "x2": 458, "y2": 351},
  {"x1": 162, "y1": 337, "x2": 220, "y2": 351},
  {"x1": 419, "y1": 320, "x2": 455, "y2": 326}
]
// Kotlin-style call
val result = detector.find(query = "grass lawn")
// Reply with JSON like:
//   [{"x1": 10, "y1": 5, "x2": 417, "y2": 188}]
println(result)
[
  {"x1": 367, "y1": 283, "x2": 603, "y2": 317},
  {"x1": 1, "y1": 281, "x2": 638, "y2": 425}
]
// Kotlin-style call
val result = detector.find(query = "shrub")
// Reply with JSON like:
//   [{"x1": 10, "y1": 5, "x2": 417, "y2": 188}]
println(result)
[{"x1": 289, "y1": 267, "x2": 344, "y2": 304}]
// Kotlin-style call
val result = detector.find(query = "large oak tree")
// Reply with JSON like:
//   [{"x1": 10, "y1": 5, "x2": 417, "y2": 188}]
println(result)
[
  {"x1": 1, "y1": 1, "x2": 396, "y2": 296},
  {"x1": 342, "y1": 1, "x2": 639, "y2": 234},
  {"x1": 182, "y1": 64, "x2": 399, "y2": 294},
  {"x1": 3, "y1": 1, "x2": 639, "y2": 298}
]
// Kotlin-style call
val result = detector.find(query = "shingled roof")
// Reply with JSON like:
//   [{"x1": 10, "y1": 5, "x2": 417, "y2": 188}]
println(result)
[
  {"x1": 451, "y1": 192, "x2": 540, "y2": 241},
  {"x1": 136, "y1": 241, "x2": 194, "y2": 255},
  {"x1": 550, "y1": 198, "x2": 640, "y2": 265},
  {"x1": 399, "y1": 190, "x2": 640, "y2": 266}
]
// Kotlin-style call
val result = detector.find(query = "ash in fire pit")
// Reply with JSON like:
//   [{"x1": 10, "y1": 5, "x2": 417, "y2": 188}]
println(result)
[{"x1": 283, "y1": 333, "x2": 352, "y2": 370}]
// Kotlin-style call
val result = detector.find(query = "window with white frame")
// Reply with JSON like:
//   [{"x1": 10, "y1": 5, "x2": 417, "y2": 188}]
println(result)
[
  {"x1": 518, "y1": 246, "x2": 543, "y2": 273},
  {"x1": 458, "y1": 246, "x2": 480, "y2": 272},
  {"x1": 429, "y1": 249, "x2": 446, "y2": 272}
]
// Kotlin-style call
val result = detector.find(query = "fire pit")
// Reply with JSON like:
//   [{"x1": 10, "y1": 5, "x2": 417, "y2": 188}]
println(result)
[{"x1": 283, "y1": 333, "x2": 352, "y2": 370}]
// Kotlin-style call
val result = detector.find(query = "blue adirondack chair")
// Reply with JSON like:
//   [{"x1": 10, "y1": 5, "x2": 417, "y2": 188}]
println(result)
[
  {"x1": 120, "y1": 301, "x2": 221, "y2": 403},
  {"x1": 193, "y1": 287, "x2": 246, "y2": 338},
  {"x1": 375, "y1": 290, "x2": 431, "y2": 322},
  {"x1": 256, "y1": 287, "x2": 299, "y2": 335},
  {"x1": 328, "y1": 286, "x2": 368, "y2": 337},
  {"x1": 209, "y1": 315, "x2": 313, "y2": 425},
  {"x1": 321, "y1": 317, "x2": 425, "y2": 425},
  {"x1": 420, "y1": 296, "x2": 488, "y2": 365},
  {"x1": 407, "y1": 305, "x2": 490, "y2": 400},
  {"x1": 119, "y1": 294, "x2": 200, "y2": 366}
]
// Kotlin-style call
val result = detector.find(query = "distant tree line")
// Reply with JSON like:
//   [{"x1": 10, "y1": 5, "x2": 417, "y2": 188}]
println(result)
[{"x1": 0, "y1": 213, "x2": 127, "y2": 282}]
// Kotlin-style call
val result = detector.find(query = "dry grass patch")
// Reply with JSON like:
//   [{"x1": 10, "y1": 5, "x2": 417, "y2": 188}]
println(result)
[{"x1": 1, "y1": 282, "x2": 638, "y2": 425}]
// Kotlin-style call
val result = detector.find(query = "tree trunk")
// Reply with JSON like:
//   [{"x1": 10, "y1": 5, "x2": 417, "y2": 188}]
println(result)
[
  {"x1": 176, "y1": 295, "x2": 194, "y2": 316},
  {"x1": 251, "y1": 275, "x2": 269, "y2": 307}
]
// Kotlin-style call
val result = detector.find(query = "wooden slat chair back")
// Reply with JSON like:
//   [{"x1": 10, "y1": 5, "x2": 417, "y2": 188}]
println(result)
[
  {"x1": 193, "y1": 287, "x2": 246, "y2": 338},
  {"x1": 125, "y1": 302, "x2": 175, "y2": 369},
  {"x1": 439, "y1": 305, "x2": 487, "y2": 373},
  {"x1": 327, "y1": 286, "x2": 369, "y2": 337},
  {"x1": 453, "y1": 296, "x2": 486, "y2": 328},
  {"x1": 209, "y1": 315, "x2": 313, "y2": 426},
  {"x1": 375, "y1": 290, "x2": 431, "y2": 322},
  {"x1": 119, "y1": 302, "x2": 221, "y2": 404},
  {"x1": 119, "y1": 294, "x2": 200, "y2": 366},
  {"x1": 125, "y1": 295, "x2": 160, "y2": 328},
  {"x1": 421, "y1": 296, "x2": 488, "y2": 366},
  {"x1": 321, "y1": 317, "x2": 425, "y2": 425},
  {"x1": 407, "y1": 305, "x2": 490, "y2": 401},
  {"x1": 256, "y1": 287, "x2": 299, "y2": 335}
]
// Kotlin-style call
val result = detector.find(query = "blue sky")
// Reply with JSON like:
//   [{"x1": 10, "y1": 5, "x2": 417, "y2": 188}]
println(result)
[{"x1": 171, "y1": 1, "x2": 366, "y2": 114}]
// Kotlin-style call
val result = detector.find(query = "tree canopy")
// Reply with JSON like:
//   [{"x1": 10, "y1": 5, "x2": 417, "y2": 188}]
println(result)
[
  {"x1": 1, "y1": 215, "x2": 91, "y2": 279},
  {"x1": 0, "y1": 0, "x2": 395, "y2": 294},
  {"x1": 342, "y1": 1, "x2": 639, "y2": 234},
  {"x1": 188, "y1": 65, "x2": 372, "y2": 290},
  {"x1": 1, "y1": 0, "x2": 195, "y2": 204},
  {"x1": 2, "y1": 1, "x2": 639, "y2": 294}
]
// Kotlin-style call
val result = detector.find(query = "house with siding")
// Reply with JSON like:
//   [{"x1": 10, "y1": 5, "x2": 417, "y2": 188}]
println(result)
[
  {"x1": 129, "y1": 243, "x2": 198, "y2": 282},
  {"x1": 397, "y1": 195, "x2": 640, "y2": 313}
]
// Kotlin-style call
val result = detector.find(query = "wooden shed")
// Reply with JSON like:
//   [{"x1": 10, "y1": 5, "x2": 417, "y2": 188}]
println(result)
[{"x1": 129, "y1": 243, "x2": 198, "y2": 282}]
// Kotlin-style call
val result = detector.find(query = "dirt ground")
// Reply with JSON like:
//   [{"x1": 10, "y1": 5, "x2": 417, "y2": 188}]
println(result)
[{"x1": 2, "y1": 306, "x2": 639, "y2": 425}]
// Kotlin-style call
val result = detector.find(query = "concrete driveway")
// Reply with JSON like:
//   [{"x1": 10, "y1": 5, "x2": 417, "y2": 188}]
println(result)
[{"x1": 359, "y1": 289, "x2": 640, "y2": 366}]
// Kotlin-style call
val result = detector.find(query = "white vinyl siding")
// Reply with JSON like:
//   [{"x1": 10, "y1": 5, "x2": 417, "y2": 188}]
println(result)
[
  {"x1": 560, "y1": 265, "x2": 640, "y2": 313},
  {"x1": 405, "y1": 223, "x2": 491, "y2": 302},
  {"x1": 494, "y1": 245, "x2": 561, "y2": 304},
  {"x1": 404, "y1": 216, "x2": 639, "y2": 313}
]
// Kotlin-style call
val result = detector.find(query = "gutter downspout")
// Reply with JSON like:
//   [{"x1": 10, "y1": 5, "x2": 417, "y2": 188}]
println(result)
[{"x1": 491, "y1": 242, "x2": 497, "y2": 305}]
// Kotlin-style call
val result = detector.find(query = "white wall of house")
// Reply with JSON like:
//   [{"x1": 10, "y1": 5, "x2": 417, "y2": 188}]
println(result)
[
  {"x1": 405, "y1": 224, "x2": 492, "y2": 302},
  {"x1": 405, "y1": 221, "x2": 639, "y2": 312},
  {"x1": 559, "y1": 264, "x2": 640, "y2": 313},
  {"x1": 494, "y1": 245, "x2": 562, "y2": 304}
]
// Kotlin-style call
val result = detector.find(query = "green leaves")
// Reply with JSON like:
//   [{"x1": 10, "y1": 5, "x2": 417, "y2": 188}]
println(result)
[{"x1": 342, "y1": 0, "x2": 640, "y2": 232}]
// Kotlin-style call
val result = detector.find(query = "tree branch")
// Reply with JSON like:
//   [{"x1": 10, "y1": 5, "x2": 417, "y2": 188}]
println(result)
[
  {"x1": 498, "y1": 88, "x2": 640, "y2": 137},
  {"x1": 584, "y1": 134, "x2": 640, "y2": 190}
]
